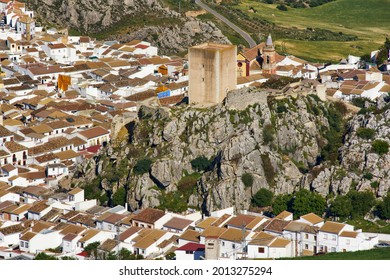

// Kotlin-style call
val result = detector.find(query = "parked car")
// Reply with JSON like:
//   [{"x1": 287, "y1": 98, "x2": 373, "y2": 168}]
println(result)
[{"x1": 374, "y1": 242, "x2": 390, "y2": 248}]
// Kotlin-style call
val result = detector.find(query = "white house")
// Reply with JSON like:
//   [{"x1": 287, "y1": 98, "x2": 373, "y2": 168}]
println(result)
[
  {"x1": 175, "y1": 242, "x2": 205, "y2": 260},
  {"x1": 247, "y1": 231, "x2": 293, "y2": 259},
  {"x1": 0, "y1": 223, "x2": 25, "y2": 246},
  {"x1": 20, "y1": 229, "x2": 62, "y2": 254},
  {"x1": 78, "y1": 126, "x2": 110, "y2": 148},
  {"x1": 132, "y1": 229, "x2": 172, "y2": 258}
]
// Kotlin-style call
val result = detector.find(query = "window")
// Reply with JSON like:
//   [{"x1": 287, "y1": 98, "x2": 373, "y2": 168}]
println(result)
[
  {"x1": 258, "y1": 247, "x2": 265, "y2": 253},
  {"x1": 232, "y1": 244, "x2": 236, "y2": 249},
  {"x1": 305, "y1": 234, "x2": 309, "y2": 239},
  {"x1": 21, "y1": 241, "x2": 24, "y2": 247},
  {"x1": 332, "y1": 235, "x2": 336, "y2": 241},
  {"x1": 207, "y1": 243, "x2": 214, "y2": 247},
  {"x1": 185, "y1": 250, "x2": 193, "y2": 254},
  {"x1": 305, "y1": 244, "x2": 309, "y2": 250},
  {"x1": 25, "y1": 242, "x2": 29, "y2": 248},
  {"x1": 221, "y1": 241, "x2": 225, "y2": 247}
]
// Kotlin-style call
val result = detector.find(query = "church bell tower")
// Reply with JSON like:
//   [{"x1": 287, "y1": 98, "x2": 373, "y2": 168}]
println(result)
[{"x1": 262, "y1": 34, "x2": 276, "y2": 75}]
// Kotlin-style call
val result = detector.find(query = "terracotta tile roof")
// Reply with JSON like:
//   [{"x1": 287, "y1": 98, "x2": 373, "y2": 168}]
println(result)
[
  {"x1": 31, "y1": 221, "x2": 54, "y2": 233},
  {"x1": 219, "y1": 228, "x2": 249, "y2": 243},
  {"x1": 60, "y1": 210, "x2": 80, "y2": 221},
  {"x1": 4, "y1": 141, "x2": 27, "y2": 153},
  {"x1": 1, "y1": 163, "x2": 16, "y2": 173},
  {"x1": 248, "y1": 232, "x2": 275, "y2": 246},
  {"x1": 133, "y1": 208, "x2": 165, "y2": 224},
  {"x1": 133, "y1": 229, "x2": 167, "y2": 249},
  {"x1": 11, "y1": 204, "x2": 31, "y2": 215},
  {"x1": 119, "y1": 226, "x2": 142, "y2": 242},
  {"x1": 0, "y1": 224, "x2": 25, "y2": 235},
  {"x1": 20, "y1": 231, "x2": 37, "y2": 241},
  {"x1": 78, "y1": 126, "x2": 109, "y2": 139},
  {"x1": 54, "y1": 149, "x2": 79, "y2": 160},
  {"x1": 103, "y1": 213, "x2": 127, "y2": 225},
  {"x1": 28, "y1": 137, "x2": 72, "y2": 155},
  {"x1": 99, "y1": 238, "x2": 119, "y2": 252},
  {"x1": 158, "y1": 94, "x2": 185, "y2": 106},
  {"x1": 263, "y1": 219, "x2": 291, "y2": 234},
  {"x1": 78, "y1": 229, "x2": 100, "y2": 242},
  {"x1": 19, "y1": 171, "x2": 46, "y2": 180},
  {"x1": 68, "y1": 187, "x2": 83, "y2": 195},
  {"x1": 246, "y1": 216, "x2": 267, "y2": 230},
  {"x1": 63, "y1": 233, "x2": 78, "y2": 242},
  {"x1": 269, "y1": 237, "x2": 291, "y2": 248},
  {"x1": 339, "y1": 231, "x2": 359, "y2": 238},
  {"x1": 200, "y1": 226, "x2": 227, "y2": 238},
  {"x1": 132, "y1": 229, "x2": 153, "y2": 243},
  {"x1": 28, "y1": 200, "x2": 50, "y2": 213},
  {"x1": 176, "y1": 242, "x2": 205, "y2": 251},
  {"x1": 300, "y1": 213, "x2": 324, "y2": 225},
  {"x1": 226, "y1": 214, "x2": 257, "y2": 228},
  {"x1": 163, "y1": 217, "x2": 192, "y2": 230},
  {"x1": 211, "y1": 214, "x2": 232, "y2": 227},
  {"x1": 179, "y1": 229, "x2": 200, "y2": 243},
  {"x1": 196, "y1": 217, "x2": 218, "y2": 229},
  {"x1": 320, "y1": 221, "x2": 346, "y2": 234},
  {"x1": 0, "y1": 125, "x2": 13, "y2": 137},
  {"x1": 157, "y1": 235, "x2": 179, "y2": 249},
  {"x1": 69, "y1": 213, "x2": 95, "y2": 227},
  {"x1": 275, "y1": 210, "x2": 292, "y2": 220},
  {"x1": 283, "y1": 221, "x2": 318, "y2": 234},
  {"x1": 60, "y1": 224, "x2": 86, "y2": 236}
]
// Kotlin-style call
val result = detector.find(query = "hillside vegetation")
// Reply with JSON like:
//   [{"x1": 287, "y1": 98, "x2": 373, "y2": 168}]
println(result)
[{"x1": 206, "y1": 0, "x2": 389, "y2": 62}]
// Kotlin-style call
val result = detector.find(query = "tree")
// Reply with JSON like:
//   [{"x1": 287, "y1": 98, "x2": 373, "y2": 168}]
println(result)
[
  {"x1": 347, "y1": 190, "x2": 376, "y2": 218},
  {"x1": 356, "y1": 127, "x2": 375, "y2": 140},
  {"x1": 377, "y1": 194, "x2": 390, "y2": 220},
  {"x1": 252, "y1": 188, "x2": 273, "y2": 207},
  {"x1": 34, "y1": 252, "x2": 58, "y2": 260},
  {"x1": 190, "y1": 156, "x2": 212, "y2": 172},
  {"x1": 112, "y1": 187, "x2": 127, "y2": 207},
  {"x1": 329, "y1": 195, "x2": 352, "y2": 219},
  {"x1": 83, "y1": 241, "x2": 100, "y2": 259},
  {"x1": 133, "y1": 158, "x2": 152, "y2": 175},
  {"x1": 272, "y1": 193, "x2": 293, "y2": 215},
  {"x1": 291, "y1": 189, "x2": 326, "y2": 218},
  {"x1": 241, "y1": 173, "x2": 254, "y2": 188},
  {"x1": 372, "y1": 140, "x2": 389, "y2": 155}
]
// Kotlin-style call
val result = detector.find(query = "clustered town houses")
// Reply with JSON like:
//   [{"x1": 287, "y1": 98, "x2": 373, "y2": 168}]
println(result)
[{"x1": 0, "y1": 0, "x2": 389, "y2": 260}]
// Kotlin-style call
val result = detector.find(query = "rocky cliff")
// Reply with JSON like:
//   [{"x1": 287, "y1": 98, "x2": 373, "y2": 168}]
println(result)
[
  {"x1": 28, "y1": 0, "x2": 229, "y2": 54},
  {"x1": 66, "y1": 86, "x2": 390, "y2": 214}
]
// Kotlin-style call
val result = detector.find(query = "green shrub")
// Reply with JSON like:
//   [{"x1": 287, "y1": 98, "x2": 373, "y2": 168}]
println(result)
[
  {"x1": 363, "y1": 172, "x2": 373, "y2": 180},
  {"x1": 377, "y1": 194, "x2": 390, "y2": 220},
  {"x1": 370, "y1": 181, "x2": 379, "y2": 189},
  {"x1": 263, "y1": 124, "x2": 275, "y2": 144},
  {"x1": 329, "y1": 195, "x2": 352, "y2": 219},
  {"x1": 242, "y1": 173, "x2": 254, "y2": 188},
  {"x1": 133, "y1": 158, "x2": 152, "y2": 175},
  {"x1": 351, "y1": 97, "x2": 371, "y2": 108},
  {"x1": 252, "y1": 188, "x2": 273, "y2": 207},
  {"x1": 276, "y1": 104, "x2": 287, "y2": 114},
  {"x1": 177, "y1": 173, "x2": 201, "y2": 197},
  {"x1": 356, "y1": 127, "x2": 375, "y2": 140},
  {"x1": 190, "y1": 156, "x2": 212, "y2": 172},
  {"x1": 112, "y1": 187, "x2": 127, "y2": 207},
  {"x1": 372, "y1": 140, "x2": 389, "y2": 155},
  {"x1": 276, "y1": 4, "x2": 288, "y2": 11},
  {"x1": 261, "y1": 154, "x2": 276, "y2": 186},
  {"x1": 347, "y1": 190, "x2": 376, "y2": 218}
]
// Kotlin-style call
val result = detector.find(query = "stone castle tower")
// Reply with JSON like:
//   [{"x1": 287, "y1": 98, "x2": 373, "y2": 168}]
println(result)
[
  {"x1": 262, "y1": 34, "x2": 276, "y2": 75},
  {"x1": 188, "y1": 43, "x2": 237, "y2": 105}
]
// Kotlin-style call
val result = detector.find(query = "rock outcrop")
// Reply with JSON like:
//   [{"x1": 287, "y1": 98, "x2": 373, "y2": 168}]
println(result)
[
  {"x1": 29, "y1": 0, "x2": 229, "y2": 54},
  {"x1": 69, "y1": 88, "x2": 390, "y2": 214}
]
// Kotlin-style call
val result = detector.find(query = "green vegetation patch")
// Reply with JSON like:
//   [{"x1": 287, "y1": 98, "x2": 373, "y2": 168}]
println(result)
[{"x1": 281, "y1": 248, "x2": 390, "y2": 260}]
